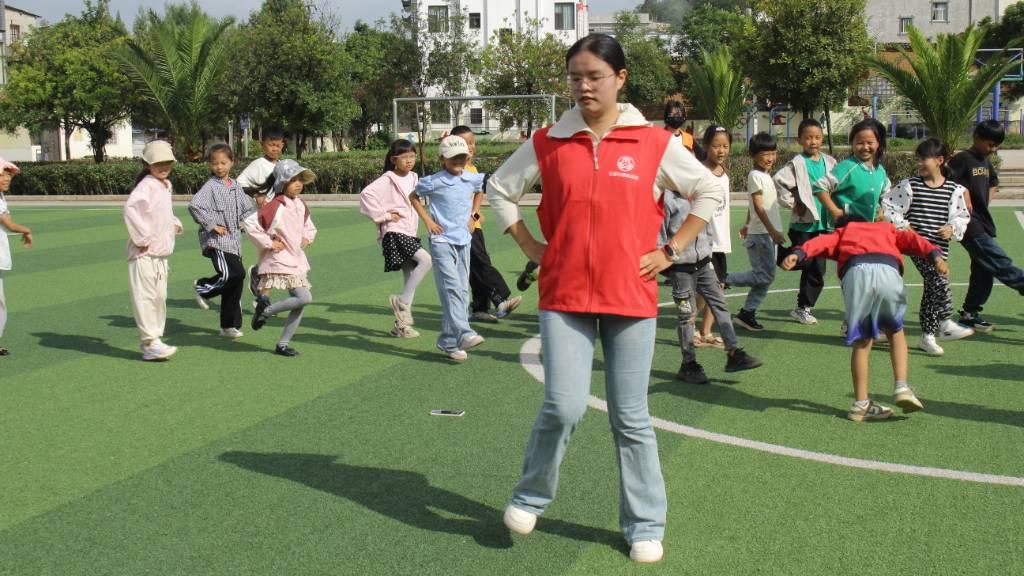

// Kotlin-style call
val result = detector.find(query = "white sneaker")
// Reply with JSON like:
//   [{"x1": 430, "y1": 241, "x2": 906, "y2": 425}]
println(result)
[
  {"x1": 141, "y1": 340, "x2": 177, "y2": 361},
  {"x1": 630, "y1": 540, "x2": 664, "y2": 563},
  {"x1": 447, "y1": 349, "x2": 468, "y2": 362},
  {"x1": 389, "y1": 294, "x2": 414, "y2": 326},
  {"x1": 470, "y1": 310, "x2": 498, "y2": 322},
  {"x1": 789, "y1": 307, "x2": 818, "y2": 325},
  {"x1": 495, "y1": 295, "x2": 523, "y2": 319},
  {"x1": 937, "y1": 318, "x2": 974, "y2": 341},
  {"x1": 193, "y1": 280, "x2": 210, "y2": 310},
  {"x1": 918, "y1": 333, "x2": 944, "y2": 355},
  {"x1": 460, "y1": 334, "x2": 485, "y2": 350},
  {"x1": 390, "y1": 322, "x2": 420, "y2": 339},
  {"x1": 503, "y1": 505, "x2": 537, "y2": 535},
  {"x1": 894, "y1": 385, "x2": 924, "y2": 412},
  {"x1": 219, "y1": 328, "x2": 244, "y2": 338}
]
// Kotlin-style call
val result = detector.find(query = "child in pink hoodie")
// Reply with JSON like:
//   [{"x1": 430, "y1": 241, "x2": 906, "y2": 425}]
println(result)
[
  {"x1": 248, "y1": 160, "x2": 317, "y2": 357},
  {"x1": 124, "y1": 141, "x2": 183, "y2": 361},
  {"x1": 359, "y1": 139, "x2": 432, "y2": 338}
]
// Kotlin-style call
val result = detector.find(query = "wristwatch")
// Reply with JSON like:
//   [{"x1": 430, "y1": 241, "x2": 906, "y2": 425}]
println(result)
[{"x1": 662, "y1": 240, "x2": 683, "y2": 262}]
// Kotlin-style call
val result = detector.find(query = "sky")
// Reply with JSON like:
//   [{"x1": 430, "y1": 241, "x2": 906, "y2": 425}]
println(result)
[{"x1": 30, "y1": 0, "x2": 643, "y2": 30}]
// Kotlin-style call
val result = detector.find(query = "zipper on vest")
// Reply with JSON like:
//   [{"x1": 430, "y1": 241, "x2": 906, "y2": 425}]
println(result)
[{"x1": 591, "y1": 138, "x2": 599, "y2": 170}]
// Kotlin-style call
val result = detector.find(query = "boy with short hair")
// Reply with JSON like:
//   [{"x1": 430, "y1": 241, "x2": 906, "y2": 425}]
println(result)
[
  {"x1": 726, "y1": 133, "x2": 792, "y2": 330},
  {"x1": 950, "y1": 120, "x2": 1024, "y2": 331},
  {"x1": 774, "y1": 119, "x2": 838, "y2": 325},
  {"x1": 237, "y1": 127, "x2": 285, "y2": 301}
]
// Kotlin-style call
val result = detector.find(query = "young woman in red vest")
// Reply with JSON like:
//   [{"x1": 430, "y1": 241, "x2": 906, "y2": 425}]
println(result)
[{"x1": 487, "y1": 34, "x2": 725, "y2": 564}]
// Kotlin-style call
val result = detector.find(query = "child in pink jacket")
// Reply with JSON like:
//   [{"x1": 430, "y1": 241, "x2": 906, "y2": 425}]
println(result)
[
  {"x1": 124, "y1": 141, "x2": 183, "y2": 361},
  {"x1": 359, "y1": 139, "x2": 432, "y2": 338},
  {"x1": 248, "y1": 160, "x2": 317, "y2": 357}
]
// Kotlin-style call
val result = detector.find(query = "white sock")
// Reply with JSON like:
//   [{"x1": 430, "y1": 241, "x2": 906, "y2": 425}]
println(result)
[
  {"x1": 894, "y1": 380, "x2": 910, "y2": 393},
  {"x1": 854, "y1": 399, "x2": 870, "y2": 409}
]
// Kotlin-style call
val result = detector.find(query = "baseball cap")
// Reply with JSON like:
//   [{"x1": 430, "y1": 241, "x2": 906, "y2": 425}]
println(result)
[
  {"x1": 439, "y1": 135, "x2": 470, "y2": 159},
  {"x1": 142, "y1": 141, "x2": 176, "y2": 165}
]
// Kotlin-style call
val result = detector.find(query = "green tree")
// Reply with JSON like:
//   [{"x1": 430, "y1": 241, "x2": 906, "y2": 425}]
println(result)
[
  {"x1": 344, "y1": 20, "x2": 419, "y2": 148},
  {"x1": 0, "y1": 0, "x2": 135, "y2": 162},
  {"x1": 864, "y1": 25, "x2": 1021, "y2": 150},
  {"x1": 738, "y1": 0, "x2": 870, "y2": 117},
  {"x1": 674, "y1": 4, "x2": 749, "y2": 59},
  {"x1": 478, "y1": 19, "x2": 569, "y2": 137},
  {"x1": 235, "y1": 0, "x2": 358, "y2": 159},
  {"x1": 422, "y1": 9, "x2": 481, "y2": 126},
  {"x1": 114, "y1": 2, "x2": 233, "y2": 160},
  {"x1": 614, "y1": 11, "x2": 677, "y2": 114},
  {"x1": 685, "y1": 45, "x2": 750, "y2": 129},
  {"x1": 980, "y1": 3, "x2": 1024, "y2": 101},
  {"x1": 633, "y1": 0, "x2": 689, "y2": 26}
]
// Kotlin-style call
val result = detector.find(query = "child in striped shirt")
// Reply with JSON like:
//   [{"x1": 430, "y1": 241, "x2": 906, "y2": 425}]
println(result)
[
  {"x1": 188, "y1": 144, "x2": 257, "y2": 338},
  {"x1": 882, "y1": 138, "x2": 973, "y2": 355}
]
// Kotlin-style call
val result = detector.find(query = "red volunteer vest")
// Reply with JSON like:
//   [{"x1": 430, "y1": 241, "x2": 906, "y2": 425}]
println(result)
[{"x1": 533, "y1": 124, "x2": 671, "y2": 318}]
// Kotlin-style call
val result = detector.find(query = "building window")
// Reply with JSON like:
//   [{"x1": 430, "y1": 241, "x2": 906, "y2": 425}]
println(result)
[
  {"x1": 898, "y1": 16, "x2": 913, "y2": 36},
  {"x1": 931, "y1": 2, "x2": 948, "y2": 22},
  {"x1": 428, "y1": 5, "x2": 449, "y2": 33},
  {"x1": 470, "y1": 108, "x2": 483, "y2": 125},
  {"x1": 10, "y1": 24, "x2": 20, "y2": 43},
  {"x1": 554, "y1": 3, "x2": 575, "y2": 31},
  {"x1": 499, "y1": 28, "x2": 513, "y2": 44},
  {"x1": 469, "y1": 12, "x2": 481, "y2": 29}
]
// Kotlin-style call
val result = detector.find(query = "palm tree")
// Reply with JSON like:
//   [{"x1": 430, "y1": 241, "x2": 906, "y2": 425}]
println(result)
[
  {"x1": 685, "y1": 45, "x2": 750, "y2": 131},
  {"x1": 864, "y1": 25, "x2": 1020, "y2": 150},
  {"x1": 113, "y1": 5, "x2": 233, "y2": 159}
]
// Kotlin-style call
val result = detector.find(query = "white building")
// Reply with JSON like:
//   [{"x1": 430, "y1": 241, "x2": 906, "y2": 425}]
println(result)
[
  {"x1": 401, "y1": 0, "x2": 590, "y2": 135},
  {"x1": 0, "y1": 3, "x2": 41, "y2": 161},
  {"x1": 866, "y1": 0, "x2": 1014, "y2": 44}
]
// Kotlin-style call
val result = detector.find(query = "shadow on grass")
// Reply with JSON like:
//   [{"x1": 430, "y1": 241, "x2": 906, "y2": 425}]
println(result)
[
  {"x1": 91, "y1": 315, "x2": 268, "y2": 356},
  {"x1": 218, "y1": 451, "x2": 624, "y2": 553},
  {"x1": 32, "y1": 332, "x2": 140, "y2": 361}
]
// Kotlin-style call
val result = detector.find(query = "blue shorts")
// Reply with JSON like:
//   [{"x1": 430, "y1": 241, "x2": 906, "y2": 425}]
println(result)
[{"x1": 841, "y1": 263, "x2": 907, "y2": 345}]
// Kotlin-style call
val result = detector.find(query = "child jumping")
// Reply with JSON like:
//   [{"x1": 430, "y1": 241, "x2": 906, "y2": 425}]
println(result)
[
  {"x1": 188, "y1": 144, "x2": 257, "y2": 338},
  {"x1": 0, "y1": 158, "x2": 33, "y2": 357},
  {"x1": 726, "y1": 133, "x2": 790, "y2": 331},
  {"x1": 783, "y1": 215, "x2": 947, "y2": 422},
  {"x1": 449, "y1": 126, "x2": 522, "y2": 322},
  {"x1": 409, "y1": 135, "x2": 486, "y2": 362},
  {"x1": 124, "y1": 141, "x2": 183, "y2": 361},
  {"x1": 774, "y1": 118, "x2": 837, "y2": 325},
  {"x1": 882, "y1": 138, "x2": 973, "y2": 355},
  {"x1": 248, "y1": 160, "x2": 317, "y2": 357},
  {"x1": 949, "y1": 120, "x2": 1024, "y2": 331},
  {"x1": 359, "y1": 139, "x2": 432, "y2": 338},
  {"x1": 661, "y1": 188, "x2": 763, "y2": 384}
]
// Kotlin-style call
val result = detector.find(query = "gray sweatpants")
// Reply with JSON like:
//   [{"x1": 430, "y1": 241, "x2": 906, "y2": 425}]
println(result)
[
  {"x1": 725, "y1": 233, "x2": 777, "y2": 312},
  {"x1": 670, "y1": 263, "x2": 739, "y2": 364},
  {"x1": 265, "y1": 287, "x2": 312, "y2": 347}
]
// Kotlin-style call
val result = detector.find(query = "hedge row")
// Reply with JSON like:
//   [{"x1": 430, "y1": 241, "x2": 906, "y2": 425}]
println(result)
[{"x1": 8, "y1": 151, "x2": 924, "y2": 196}]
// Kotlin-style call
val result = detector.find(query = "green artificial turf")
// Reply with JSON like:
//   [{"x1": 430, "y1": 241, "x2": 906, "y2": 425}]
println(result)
[{"x1": 0, "y1": 205, "x2": 1021, "y2": 575}]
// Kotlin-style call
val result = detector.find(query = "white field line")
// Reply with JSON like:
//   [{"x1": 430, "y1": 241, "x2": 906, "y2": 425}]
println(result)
[
  {"x1": 517, "y1": 324, "x2": 1024, "y2": 487},
  {"x1": 1016, "y1": 210, "x2": 1024, "y2": 231}
]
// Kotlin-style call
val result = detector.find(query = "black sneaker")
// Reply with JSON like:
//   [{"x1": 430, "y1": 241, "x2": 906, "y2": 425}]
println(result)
[
  {"x1": 677, "y1": 361, "x2": 710, "y2": 384},
  {"x1": 734, "y1": 309, "x2": 764, "y2": 331},
  {"x1": 958, "y1": 310, "x2": 994, "y2": 333},
  {"x1": 517, "y1": 261, "x2": 540, "y2": 291},
  {"x1": 252, "y1": 296, "x2": 270, "y2": 331},
  {"x1": 274, "y1": 344, "x2": 299, "y2": 357},
  {"x1": 0, "y1": 347, "x2": 9, "y2": 356},
  {"x1": 724, "y1": 348, "x2": 763, "y2": 372}
]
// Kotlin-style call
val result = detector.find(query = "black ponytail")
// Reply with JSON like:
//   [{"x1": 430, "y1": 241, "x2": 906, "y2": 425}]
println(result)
[
  {"x1": 383, "y1": 139, "x2": 416, "y2": 174},
  {"x1": 914, "y1": 137, "x2": 952, "y2": 178}
]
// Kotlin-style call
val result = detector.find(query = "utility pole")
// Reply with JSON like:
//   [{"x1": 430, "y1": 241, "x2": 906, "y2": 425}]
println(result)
[{"x1": 1, "y1": 0, "x2": 8, "y2": 86}]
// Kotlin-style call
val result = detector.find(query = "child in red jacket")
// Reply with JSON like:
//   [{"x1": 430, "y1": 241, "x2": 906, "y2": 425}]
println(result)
[{"x1": 782, "y1": 215, "x2": 948, "y2": 422}]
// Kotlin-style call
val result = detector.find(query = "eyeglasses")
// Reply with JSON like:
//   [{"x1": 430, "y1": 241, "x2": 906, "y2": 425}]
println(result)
[{"x1": 567, "y1": 72, "x2": 617, "y2": 87}]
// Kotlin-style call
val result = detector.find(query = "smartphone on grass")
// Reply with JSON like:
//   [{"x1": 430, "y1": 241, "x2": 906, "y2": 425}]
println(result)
[{"x1": 430, "y1": 409, "x2": 465, "y2": 417}]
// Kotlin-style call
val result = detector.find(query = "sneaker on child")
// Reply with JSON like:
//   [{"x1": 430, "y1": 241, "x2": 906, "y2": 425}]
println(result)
[
  {"x1": 789, "y1": 307, "x2": 817, "y2": 325},
  {"x1": 141, "y1": 340, "x2": 177, "y2": 361},
  {"x1": 677, "y1": 361, "x2": 710, "y2": 384},
  {"x1": 460, "y1": 334, "x2": 485, "y2": 350},
  {"x1": 724, "y1": 348, "x2": 763, "y2": 372},
  {"x1": 389, "y1": 294, "x2": 414, "y2": 326},
  {"x1": 193, "y1": 280, "x2": 211, "y2": 310},
  {"x1": 918, "y1": 334, "x2": 944, "y2": 356},
  {"x1": 937, "y1": 318, "x2": 974, "y2": 341},
  {"x1": 274, "y1": 344, "x2": 299, "y2": 357},
  {"x1": 247, "y1": 265, "x2": 260, "y2": 300},
  {"x1": 252, "y1": 296, "x2": 271, "y2": 331},
  {"x1": 734, "y1": 309, "x2": 764, "y2": 331},
  {"x1": 495, "y1": 295, "x2": 523, "y2": 319},
  {"x1": 470, "y1": 310, "x2": 498, "y2": 322},
  {"x1": 503, "y1": 505, "x2": 537, "y2": 535},
  {"x1": 847, "y1": 400, "x2": 893, "y2": 422},
  {"x1": 447, "y1": 349, "x2": 468, "y2": 362},
  {"x1": 893, "y1": 385, "x2": 924, "y2": 412},
  {"x1": 219, "y1": 327, "x2": 244, "y2": 338},
  {"x1": 389, "y1": 321, "x2": 420, "y2": 338},
  {"x1": 958, "y1": 310, "x2": 994, "y2": 333}
]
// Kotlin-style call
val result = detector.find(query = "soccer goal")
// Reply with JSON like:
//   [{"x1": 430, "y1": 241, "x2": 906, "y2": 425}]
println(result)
[{"x1": 391, "y1": 94, "x2": 573, "y2": 145}]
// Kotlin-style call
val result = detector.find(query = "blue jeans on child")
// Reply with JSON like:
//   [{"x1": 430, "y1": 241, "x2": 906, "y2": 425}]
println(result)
[
  {"x1": 725, "y1": 233, "x2": 777, "y2": 311},
  {"x1": 510, "y1": 310, "x2": 667, "y2": 544},
  {"x1": 429, "y1": 240, "x2": 478, "y2": 353},
  {"x1": 960, "y1": 233, "x2": 1024, "y2": 314}
]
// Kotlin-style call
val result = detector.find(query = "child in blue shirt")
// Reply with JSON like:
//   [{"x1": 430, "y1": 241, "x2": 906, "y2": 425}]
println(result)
[{"x1": 409, "y1": 135, "x2": 487, "y2": 361}]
